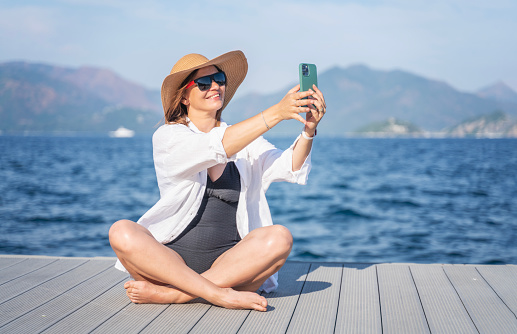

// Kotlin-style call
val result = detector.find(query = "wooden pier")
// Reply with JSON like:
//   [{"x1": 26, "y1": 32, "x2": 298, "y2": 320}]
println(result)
[{"x1": 1, "y1": 255, "x2": 516, "y2": 333}]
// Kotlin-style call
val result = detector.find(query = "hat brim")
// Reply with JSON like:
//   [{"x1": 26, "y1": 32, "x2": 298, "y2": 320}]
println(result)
[{"x1": 161, "y1": 50, "x2": 248, "y2": 115}]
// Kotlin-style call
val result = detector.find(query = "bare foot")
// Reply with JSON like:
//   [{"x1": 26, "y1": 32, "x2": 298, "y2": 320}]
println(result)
[
  {"x1": 124, "y1": 281, "x2": 267, "y2": 311},
  {"x1": 214, "y1": 288, "x2": 268, "y2": 312},
  {"x1": 124, "y1": 280, "x2": 194, "y2": 304}
]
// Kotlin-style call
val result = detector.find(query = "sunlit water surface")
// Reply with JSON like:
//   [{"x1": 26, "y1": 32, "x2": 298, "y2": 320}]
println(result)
[{"x1": 1, "y1": 136, "x2": 516, "y2": 264}]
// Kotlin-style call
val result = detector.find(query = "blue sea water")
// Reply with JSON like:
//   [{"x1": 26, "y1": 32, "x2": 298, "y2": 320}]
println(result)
[{"x1": 1, "y1": 135, "x2": 516, "y2": 264}]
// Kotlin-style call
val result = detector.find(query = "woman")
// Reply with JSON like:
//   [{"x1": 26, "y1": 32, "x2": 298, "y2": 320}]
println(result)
[{"x1": 109, "y1": 50, "x2": 326, "y2": 312}]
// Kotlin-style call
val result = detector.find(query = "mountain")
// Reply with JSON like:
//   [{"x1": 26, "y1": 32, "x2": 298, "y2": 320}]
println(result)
[
  {"x1": 225, "y1": 65, "x2": 517, "y2": 135},
  {"x1": 445, "y1": 110, "x2": 517, "y2": 138},
  {"x1": 0, "y1": 61, "x2": 162, "y2": 134},
  {"x1": 477, "y1": 81, "x2": 517, "y2": 104},
  {"x1": 2, "y1": 61, "x2": 517, "y2": 136}
]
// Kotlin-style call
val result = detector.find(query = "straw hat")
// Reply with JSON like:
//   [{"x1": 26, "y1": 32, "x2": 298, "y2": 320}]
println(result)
[{"x1": 161, "y1": 50, "x2": 248, "y2": 113}]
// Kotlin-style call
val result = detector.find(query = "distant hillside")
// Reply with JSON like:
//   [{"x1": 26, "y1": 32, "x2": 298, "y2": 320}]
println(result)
[
  {"x1": 225, "y1": 65, "x2": 517, "y2": 135},
  {"x1": 477, "y1": 81, "x2": 517, "y2": 104},
  {"x1": 355, "y1": 118, "x2": 423, "y2": 137},
  {"x1": 351, "y1": 111, "x2": 517, "y2": 138},
  {"x1": 0, "y1": 62, "x2": 162, "y2": 134},
  {"x1": 445, "y1": 110, "x2": 517, "y2": 138}
]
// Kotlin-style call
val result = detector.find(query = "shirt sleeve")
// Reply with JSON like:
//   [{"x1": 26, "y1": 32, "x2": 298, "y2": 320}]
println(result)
[
  {"x1": 153, "y1": 124, "x2": 228, "y2": 184},
  {"x1": 247, "y1": 135, "x2": 312, "y2": 191}
]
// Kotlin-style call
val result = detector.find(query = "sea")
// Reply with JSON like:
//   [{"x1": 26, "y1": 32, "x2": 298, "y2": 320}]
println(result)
[{"x1": 1, "y1": 135, "x2": 516, "y2": 265}]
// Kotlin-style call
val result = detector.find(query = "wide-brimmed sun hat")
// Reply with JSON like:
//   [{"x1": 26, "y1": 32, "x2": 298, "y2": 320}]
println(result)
[{"x1": 161, "y1": 50, "x2": 248, "y2": 113}]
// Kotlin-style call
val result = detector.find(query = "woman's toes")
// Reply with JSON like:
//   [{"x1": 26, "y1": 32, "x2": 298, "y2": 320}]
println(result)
[{"x1": 255, "y1": 296, "x2": 268, "y2": 311}]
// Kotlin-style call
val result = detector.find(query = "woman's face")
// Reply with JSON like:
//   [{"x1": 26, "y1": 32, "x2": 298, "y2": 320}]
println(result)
[{"x1": 183, "y1": 65, "x2": 225, "y2": 115}]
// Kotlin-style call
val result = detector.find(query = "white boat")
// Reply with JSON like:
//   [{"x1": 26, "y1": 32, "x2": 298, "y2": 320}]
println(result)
[{"x1": 109, "y1": 126, "x2": 135, "y2": 138}]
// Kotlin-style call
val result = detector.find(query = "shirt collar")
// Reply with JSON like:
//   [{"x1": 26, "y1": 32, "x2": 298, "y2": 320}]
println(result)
[{"x1": 186, "y1": 116, "x2": 229, "y2": 133}]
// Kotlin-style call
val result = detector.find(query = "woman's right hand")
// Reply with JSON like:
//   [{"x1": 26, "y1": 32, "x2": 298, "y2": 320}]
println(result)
[
  {"x1": 271, "y1": 84, "x2": 316, "y2": 125},
  {"x1": 222, "y1": 85, "x2": 316, "y2": 157}
]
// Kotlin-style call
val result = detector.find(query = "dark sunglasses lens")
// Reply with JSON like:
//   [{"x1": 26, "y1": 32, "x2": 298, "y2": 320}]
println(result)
[
  {"x1": 214, "y1": 72, "x2": 226, "y2": 86},
  {"x1": 194, "y1": 72, "x2": 227, "y2": 91},
  {"x1": 195, "y1": 76, "x2": 212, "y2": 91}
]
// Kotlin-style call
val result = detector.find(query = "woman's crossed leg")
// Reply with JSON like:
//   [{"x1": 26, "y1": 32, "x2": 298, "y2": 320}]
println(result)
[{"x1": 109, "y1": 220, "x2": 292, "y2": 311}]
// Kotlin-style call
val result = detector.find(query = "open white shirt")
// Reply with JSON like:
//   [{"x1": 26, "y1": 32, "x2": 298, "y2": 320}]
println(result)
[{"x1": 115, "y1": 120, "x2": 312, "y2": 292}]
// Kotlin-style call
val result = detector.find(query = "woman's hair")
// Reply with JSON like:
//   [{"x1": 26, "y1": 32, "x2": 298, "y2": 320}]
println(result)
[{"x1": 164, "y1": 66, "x2": 224, "y2": 126}]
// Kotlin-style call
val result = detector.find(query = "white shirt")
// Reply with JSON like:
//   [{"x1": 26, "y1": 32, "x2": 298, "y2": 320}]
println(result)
[{"x1": 115, "y1": 120, "x2": 312, "y2": 292}]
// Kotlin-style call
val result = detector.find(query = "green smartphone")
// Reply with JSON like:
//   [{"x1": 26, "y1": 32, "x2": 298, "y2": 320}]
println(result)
[{"x1": 299, "y1": 63, "x2": 318, "y2": 92}]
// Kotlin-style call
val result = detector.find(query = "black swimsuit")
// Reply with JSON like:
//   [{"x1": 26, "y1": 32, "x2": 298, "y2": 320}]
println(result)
[{"x1": 165, "y1": 162, "x2": 241, "y2": 274}]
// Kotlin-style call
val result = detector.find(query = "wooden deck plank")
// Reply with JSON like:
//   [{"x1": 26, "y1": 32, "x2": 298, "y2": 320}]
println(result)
[
  {"x1": 0, "y1": 259, "x2": 87, "y2": 304},
  {"x1": 0, "y1": 257, "x2": 58, "y2": 285},
  {"x1": 377, "y1": 264, "x2": 430, "y2": 334},
  {"x1": 41, "y1": 277, "x2": 134, "y2": 334},
  {"x1": 444, "y1": 265, "x2": 517, "y2": 333},
  {"x1": 285, "y1": 263, "x2": 342, "y2": 334},
  {"x1": 238, "y1": 262, "x2": 311, "y2": 334},
  {"x1": 189, "y1": 306, "x2": 250, "y2": 334},
  {"x1": 410, "y1": 264, "x2": 478, "y2": 334},
  {"x1": 477, "y1": 265, "x2": 517, "y2": 316},
  {"x1": 140, "y1": 302, "x2": 212, "y2": 333},
  {"x1": 0, "y1": 256, "x2": 26, "y2": 270},
  {"x1": 90, "y1": 302, "x2": 172, "y2": 333},
  {"x1": 0, "y1": 267, "x2": 125, "y2": 334},
  {"x1": 0, "y1": 259, "x2": 111, "y2": 328},
  {"x1": 0, "y1": 258, "x2": 88, "y2": 305},
  {"x1": 335, "y1": 264, "x2": 382, "y2": 334}
]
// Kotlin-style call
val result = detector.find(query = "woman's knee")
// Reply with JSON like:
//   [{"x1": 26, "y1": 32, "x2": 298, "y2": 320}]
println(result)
[
  {"x1": 262, "y1": 225, "x2": 293, "y2": 256},
  {"x1": 109, "y1": 219, "x2": 139, "y2": 253}
]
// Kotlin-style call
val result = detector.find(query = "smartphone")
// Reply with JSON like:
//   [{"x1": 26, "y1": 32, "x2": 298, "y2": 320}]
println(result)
[{"x1": 299, "y1": 63, "x2": 318, "y2": 92}]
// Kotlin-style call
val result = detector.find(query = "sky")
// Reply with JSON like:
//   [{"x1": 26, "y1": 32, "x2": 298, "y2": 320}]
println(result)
[{"x1": 1, "y1": 0, "x2": 516, "y2": 98}]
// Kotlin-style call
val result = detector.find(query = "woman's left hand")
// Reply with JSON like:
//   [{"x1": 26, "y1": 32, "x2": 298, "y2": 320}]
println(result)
[{"x1": 304, "y1": 84, "x2": 326, "y2": 135}]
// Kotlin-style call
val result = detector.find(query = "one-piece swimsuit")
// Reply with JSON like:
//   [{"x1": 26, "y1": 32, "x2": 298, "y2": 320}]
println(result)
[{"x1": 165, "y1": 162, "x2": 241, "y2": 274}]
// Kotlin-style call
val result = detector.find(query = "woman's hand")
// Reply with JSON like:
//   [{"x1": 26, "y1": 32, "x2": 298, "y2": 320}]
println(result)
[
  {"x1": 303, "y1": 84, "x2": 326, "y2": 135},
  {"x1": 290, "y1": 84, "x2": 326, "y2": 171},
  {"x1": 267, "y1": 84, "x2": 326, "y2": 135},
  {"x1": 270, "y1": 84, "x2": 318, "y2": 125}
]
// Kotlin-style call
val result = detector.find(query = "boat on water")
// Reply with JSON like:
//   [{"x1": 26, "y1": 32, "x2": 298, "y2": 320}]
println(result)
[{"x1": 109, "y1": 126, "x2": 135, "y2": 138}]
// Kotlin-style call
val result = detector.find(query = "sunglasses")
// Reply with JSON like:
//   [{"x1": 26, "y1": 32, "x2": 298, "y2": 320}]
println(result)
[{"x1": 185, "y1": 72, "x2": 227, "y2": 91}]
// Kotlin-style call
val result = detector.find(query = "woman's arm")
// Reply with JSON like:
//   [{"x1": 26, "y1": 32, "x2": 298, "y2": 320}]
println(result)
[
  {"x1": 291, "y1": 131, "x2": 313, "y2": 171},
  {"x1": 222, "y1": 85, "x2": 316, "y2": 157}
]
